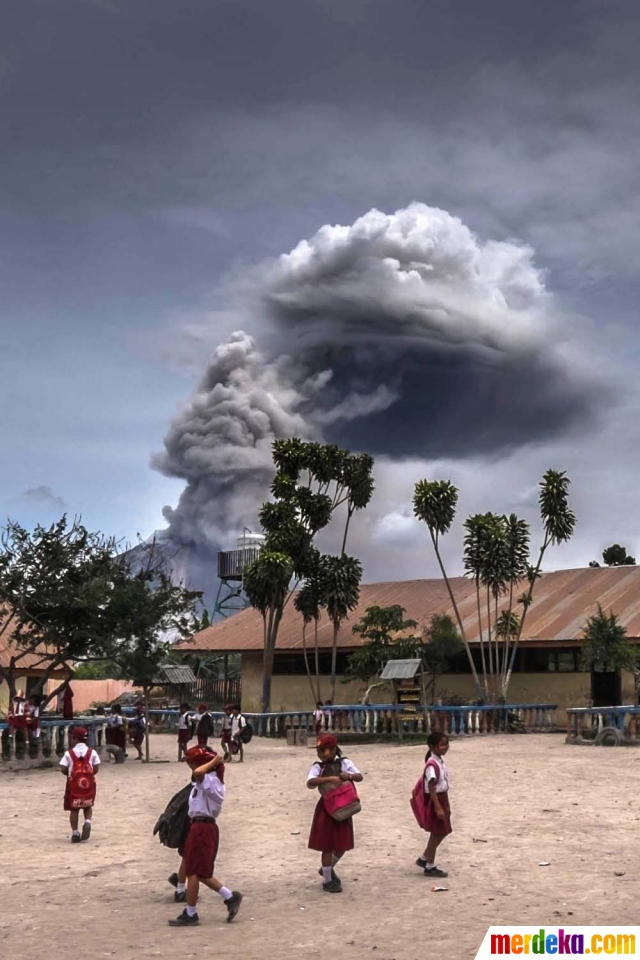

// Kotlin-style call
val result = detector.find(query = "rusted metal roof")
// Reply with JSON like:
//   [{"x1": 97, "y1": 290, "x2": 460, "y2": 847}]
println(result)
[
  {"x1": 157, "y1": 664, "x2": 197, "y2": 685},
  {"x1": 177, "y1": 566, "x2": 640, "y2": 654},
  {"x1": 0, "y1": 619, "x2": 71, "y2": 674}
]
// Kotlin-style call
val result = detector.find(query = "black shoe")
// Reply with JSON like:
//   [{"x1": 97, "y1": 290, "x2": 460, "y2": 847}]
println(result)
[
  {"x1": 424, "y1": 866, "x2": 448, "y2": 878},
  {"x1": 225, "y1": 892, "x2": 243, "y2": 923},
  {"x1": 168, "y1": 872, "x2": 179, "y2": 888},
  {"x1": 174, "y1": 891, "x2": 187, "y2": 903},
  {"x1": 323, "y1": 880, "x2": 343, "y2": 893},
  {"x1": 71, "y1": 833, "x2": 82, "y2": 844},
  {"x1": 81, "y1": 822, "x2": 92, "y2": 842},
  {"x1": 168, "y1": 909, "x2": 199, "y2": 927},
  {"x1": 415, "y1": 857, "x2": 427, "y2": 869},
  {"x1": 318, "y1": 868, "x2": 341, "y2": 883}
]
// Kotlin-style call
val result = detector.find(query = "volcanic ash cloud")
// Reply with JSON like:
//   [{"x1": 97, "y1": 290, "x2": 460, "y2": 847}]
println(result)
[{"x1": 153, "y1": 202, "x2": 604, "y2": 549}]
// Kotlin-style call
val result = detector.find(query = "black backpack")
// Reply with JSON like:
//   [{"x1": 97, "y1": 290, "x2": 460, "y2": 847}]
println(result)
[
  {"x1": 239, "y1": 721, "x2": 253, "y2": 744},
  {"x1": 153, "y1": 783, "x2": 192, "y2": 849},
  {"x1": 197, "y1": 712, "x2": 214, "y2": 737}
]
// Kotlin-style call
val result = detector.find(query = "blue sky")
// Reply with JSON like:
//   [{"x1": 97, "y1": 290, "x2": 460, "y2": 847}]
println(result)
[{"x1": 3, "y1": 0, "x2": 640, "y2": 585}]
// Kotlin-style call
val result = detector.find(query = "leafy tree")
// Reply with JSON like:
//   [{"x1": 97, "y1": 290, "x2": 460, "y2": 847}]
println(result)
[
  {"x1": 343, "y1": 605, "x2": 419, "y2": 703},
  {"x1": 0, "y1": 519, "x2": 201, "y2": 721},
  {"x1": 244, "y1": 439, "x2": 374, "y2": 712},
  {"x1": 580, "y1": 604, "x2": 638, "y2": 674},
  {"x1": 413, "y1": 470, "x2": 576, "y2": 701},
  {"x1": 407, "y1": 614, "x2": 465, "y2": 704},
  {"x1": 343, "y1": 607, "x2": 462, "y2": 705},
  {"x1": 602, "y1": 544, "x2": 636, "y2": 567}
]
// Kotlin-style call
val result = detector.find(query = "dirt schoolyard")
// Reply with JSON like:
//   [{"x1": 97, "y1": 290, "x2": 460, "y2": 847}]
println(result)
[{"x1": 0, "y1": 733, "x2": 638, "y2": 960}]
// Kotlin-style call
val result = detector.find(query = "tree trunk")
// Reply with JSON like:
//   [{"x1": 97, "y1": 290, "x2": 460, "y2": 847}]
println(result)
[
  {"x1": 144, "y1": 685, "x2": 150, "y2": 763},
  {"x1": 302, "y1": 624, "x2": 320, "y2": 702},
  {"x1": 329, "y1": 620, "x2": 339, "y2": 702},
  {"x1": 359, "y1": 679, "x2": 387, "y2": 705},
  {"x1": 430, "y1": 530, "x2": 484, "y2": 700},
  {"x1": 261, "y1": 606, "x2": 282, "y2": 713}
]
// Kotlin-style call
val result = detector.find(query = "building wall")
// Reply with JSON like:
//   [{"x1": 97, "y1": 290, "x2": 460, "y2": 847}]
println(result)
[{"x1": 240, "y1": 653, "x2": 636, "y2": 724}]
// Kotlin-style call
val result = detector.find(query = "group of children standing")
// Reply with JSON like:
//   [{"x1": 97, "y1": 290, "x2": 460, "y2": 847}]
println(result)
[
  {"x1": 178, "y1": 702, "x2": 247, "y2": 763},
  {"x1": 58, "y1": 715, "x2": 452, "y2": 926}
]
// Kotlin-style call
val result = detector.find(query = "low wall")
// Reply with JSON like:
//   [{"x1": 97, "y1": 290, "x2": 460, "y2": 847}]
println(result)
[
  {"x1": 0, "y1": 718, "x2": 107, "y2": 769},
  {"x1": 45, "y1": 679, "x2": 139, "y2": 712},
  {"x1": 240, "y1": 654, "x2": 635, "y2": 726}
]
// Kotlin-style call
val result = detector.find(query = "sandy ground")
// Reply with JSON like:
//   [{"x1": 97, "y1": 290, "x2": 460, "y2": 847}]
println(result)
[{"x1": 1, "y1": 733, "x2": 638, "y2": 960}]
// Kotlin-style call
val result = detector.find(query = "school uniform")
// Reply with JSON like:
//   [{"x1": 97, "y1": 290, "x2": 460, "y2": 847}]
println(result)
[
  {"x1": 178, "y1": 711, "x2": 193, "y2": 749},
  {"x1": 307, "y1": 757, "x2": 360, "y2": 853},
  {"x1": 231, "y1": 714, "x2": 245, "y2": 741},
  {"x1": 60, "y1": 743, "x2": 100, "y2": 810},
  {"x1": 423, "y1": 754, "x2": 452, "y2": 836},
  {"x1": 313, "y1": 710, "x2": 324, "y2": 736},
  {"x1": 129, "y1": 713, "x2": 146, "y2": 746},
  {"x1": 221, "y1": 714, "x2": 232, "y2": 747},
  {"x1": 106, "y1": 714, "x2": 127, "y2": 751},
  {"x1": 180, "y1": 770, "x2": 225, "y2": 878}
]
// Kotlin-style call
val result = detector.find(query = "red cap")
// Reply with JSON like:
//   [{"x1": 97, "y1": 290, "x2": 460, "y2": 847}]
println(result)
[
  {"x1": 72, "y1": 726, "x2": 88, "y2": 741},
  {"x1": 184, "y1": 745, "x2": 216, "y2": 763},
  {"x1": 316, "y1": 733, "x2": 338, "y2": 749}
]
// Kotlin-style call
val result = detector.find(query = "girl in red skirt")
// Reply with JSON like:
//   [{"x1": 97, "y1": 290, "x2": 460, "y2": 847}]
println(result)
[
  {"x1": 416, "y1": 731, "x2": 452, "y2": 878},
  {"x1": 168, "y1": 745, "x2": 243, "y2": 927},
  {"x1": 307, "y1": 733, "x2": 363, "y2": 894}
]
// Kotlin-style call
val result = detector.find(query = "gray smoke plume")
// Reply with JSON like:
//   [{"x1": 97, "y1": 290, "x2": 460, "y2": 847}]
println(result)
[{"x1": 151, "y1": 203, "x2": 604, "y2": 594}]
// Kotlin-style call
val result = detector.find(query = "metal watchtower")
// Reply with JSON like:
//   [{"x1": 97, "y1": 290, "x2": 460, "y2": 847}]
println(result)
[{"x1": 213, "y1": 531, "x2": 265, "y2": 619}]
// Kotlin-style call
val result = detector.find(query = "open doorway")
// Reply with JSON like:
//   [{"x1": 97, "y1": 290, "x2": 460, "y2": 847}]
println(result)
[{"x1": 591, "y1": 669, "x2": 621, "y2": 708}]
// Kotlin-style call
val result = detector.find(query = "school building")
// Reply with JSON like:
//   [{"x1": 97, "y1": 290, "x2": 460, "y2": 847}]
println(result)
[
  {"x1": 177, "y1": 566, "x2": 640, "y2": 723},
  {"x1": 0, "y1": 627, "x2": 72, "y2": 715}
]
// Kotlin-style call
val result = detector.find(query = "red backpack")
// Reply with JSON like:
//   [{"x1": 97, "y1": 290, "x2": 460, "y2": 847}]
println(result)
[
  {"x1": 68, "y1": 745, "x2": 97, "y2": 809},
  {"x1": 410, "y1": 760, "x2": 439, "y2": 830}
]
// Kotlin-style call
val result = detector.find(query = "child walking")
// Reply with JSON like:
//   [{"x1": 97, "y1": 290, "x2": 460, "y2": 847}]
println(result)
[
  {"x1": 307, "y1": 733, "x2": 363, "y2": 894},
  {"x1": 178, "y1": 702, "x2": 194, "y2": 761},
  {"x1": 59, "y1": 726, "x2": 100, "y2": 843},
  {"x1": 128, "y1": 703, "x2": 146, "y2": 759},
  {"x1": 230, "y1": 704, "x2": 246, "y2": 763},
  {"x1": 168, "y1": 745, "x2": 243, "y2": 927},
  {"x1": 415, "y1": 732, "x2": 452, "y2": 878}
]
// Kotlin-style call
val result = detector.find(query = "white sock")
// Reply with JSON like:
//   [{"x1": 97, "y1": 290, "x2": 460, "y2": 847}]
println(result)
[
  {"x1": 176, "y1": 882, "x2": 186, "y2": 893},
  {"x1": 426, "y1": 862, "x2": 435, "y2": 870},
  {"x1": 186, "y1": 905, "x2": 197, "y2": 917},
  {"x1": 72, "y1": 829, "x2": 80, "y2": 836},
  {"x1": 322, "y1": 867, "x2": 333, "y2": 883},
  {"x1": 219, "y1": 886, "x2": 233, "y2": 901}
]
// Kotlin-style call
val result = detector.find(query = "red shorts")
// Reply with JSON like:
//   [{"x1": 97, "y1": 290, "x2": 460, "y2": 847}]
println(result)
[
  {"x1": 180, "y1": 820, "x2": 219, "y2": 878},
  {"x1": 308, "y1": 797, "x2": 355, "y2": 853},
  {"x1": 221, "y1": 730, "x2": 231, "y2": 745},
  {"x1": 178, "y1": 729, "x2": 191, "y2": 747},
  {"x1": 423, "y1": 791, "x2": 452, "y2": 836}
]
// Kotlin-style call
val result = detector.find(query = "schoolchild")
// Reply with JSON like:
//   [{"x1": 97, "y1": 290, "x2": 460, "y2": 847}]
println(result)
[
  {"x1": 59, "y1": 726, "x2": 100, "y2": 843},
  {"x1": 415, "y1": 731, "x2": 452, "y2": 878},
  {"x1": 168, "y1": 745, "x2": 243, "y2": 927},
  {"x1": 178, "y1": 702, "x2": 194, "y2": 760},
  {"x1": 220, "y1": 704, "x2": 233, "y2": 761},
  {"x1": 230, "y1": 704, "x2": 246, "y2": 763},
  {"x1": 307, "y1": 733, "x2": 363, "y2": 894}
]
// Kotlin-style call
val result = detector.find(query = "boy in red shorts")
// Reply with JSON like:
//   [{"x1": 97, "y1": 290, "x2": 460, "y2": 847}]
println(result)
[{"x1": 168, "y1": 745, "x2": 243, "y2": 927}]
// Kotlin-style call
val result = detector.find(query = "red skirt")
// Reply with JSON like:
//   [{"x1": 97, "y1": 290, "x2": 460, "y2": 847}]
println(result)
[
  {"x1": 180, "y1": 820, "x2": 219, "y2": 878},
  {"x1": 308, "y1": 797, "x2": 355, "y2": 853},
  {"x1": 423, "y1": 791, "x2": 452, "y2": 836}
]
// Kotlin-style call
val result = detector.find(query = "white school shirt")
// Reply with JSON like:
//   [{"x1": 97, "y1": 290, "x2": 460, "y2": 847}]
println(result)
[
  {"x1": 313, "y1": 709, "x2": 324, "y2": 724},
  {"x1": 107, "y1": 714, "x2": 123, "y2": 727},
  {"x1": 179, "y1": 711, "x2": 193, "y2": 730},
  {"x1": 188, "y1": 773, "x2": 225, "y2": 819},
  {"x1": 424, "y1": 754, "x2": 449, "y2": 793},
  {"x1": 59, "y1": 743, "x2": 101, "y2": 772},
  {"x1": 306, "y1": 757, "x2": 360, "y2": 782},
  {"x1": 231, "y1": 714, "x2": 245, "y2": 738}
]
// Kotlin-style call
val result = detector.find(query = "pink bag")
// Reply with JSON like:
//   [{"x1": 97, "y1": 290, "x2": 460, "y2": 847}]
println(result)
[
  {"x1": 410, "y1": 760, "x2": 439, "y2": 830},
  {"x1": 323, "y1": 781, "x2": 362, "y2": 822}
]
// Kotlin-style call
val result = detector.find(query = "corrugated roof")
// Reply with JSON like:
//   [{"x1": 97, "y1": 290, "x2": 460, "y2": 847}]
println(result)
[
  {"x1": 380, "y1": 659, "x2": 422, "y2": 680},
  {"x1": 177, "y1": 566, "x2": 640, "y2": 654},
  {"x1": 157, "y1": 664, "x2": 197, "y2": 685},
  {"x1": 0, "y1": 618, "x2": 71, "y2": 674}
]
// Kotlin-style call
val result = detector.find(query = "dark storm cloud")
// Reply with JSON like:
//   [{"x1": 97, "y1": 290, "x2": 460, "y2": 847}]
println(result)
[{"x1": 153, "y1": 203, "x2": 606, "y2": 549}]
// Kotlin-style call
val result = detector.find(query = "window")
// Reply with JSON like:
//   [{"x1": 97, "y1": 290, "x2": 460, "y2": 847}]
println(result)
[{"x1": 271, "y1": 652, "x2": 353, "y2": 676}]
